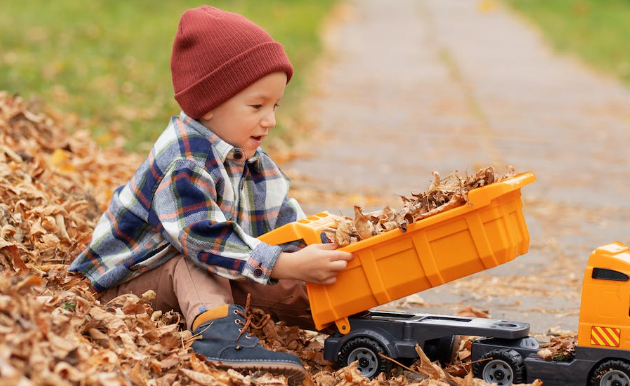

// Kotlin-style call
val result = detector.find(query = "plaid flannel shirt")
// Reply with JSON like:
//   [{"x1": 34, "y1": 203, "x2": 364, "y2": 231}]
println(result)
[{"x1": 69, "y1": 113, "x2": 304, "y2": 292}]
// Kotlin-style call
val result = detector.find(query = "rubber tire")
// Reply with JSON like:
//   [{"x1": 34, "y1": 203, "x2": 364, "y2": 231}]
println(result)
[
  {"x1": 472, "y1": 348, "x2": 525, "y2": 386},
  {"x1": 424, "y1": 335, "x2": 460, "y2": 366},
  {"x1": 337, "y1": 337, "x2": 391, "y2": 379},
  {"x1": 438, "y1": 335, "x2": 461, "y2": 365},
  {"x1": 589, "y1": 360, "x2": 630, "y2": 386}
]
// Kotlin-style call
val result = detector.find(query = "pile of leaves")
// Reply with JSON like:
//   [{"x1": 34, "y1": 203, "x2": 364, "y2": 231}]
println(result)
[
  {"x1": 537, "y1": 335, "x2": 577, "y2": 362},
  {"x1": 327, "y1": 168, "x2": 515, "y2": 247},
  {"x1": 0, "y1": 92, "x2": 543, "y2": 385},
  {"x1": 0, "y1": 91, "x2": 142, "y2": 269}
]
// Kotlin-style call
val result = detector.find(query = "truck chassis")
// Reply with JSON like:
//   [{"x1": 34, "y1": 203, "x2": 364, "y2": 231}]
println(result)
[
  {"x1": 324, "y1": 310, "x2": 630, "y2": 386},
  {"x1": 323, "y1": 310, "x2": 530, "y2": 379}
]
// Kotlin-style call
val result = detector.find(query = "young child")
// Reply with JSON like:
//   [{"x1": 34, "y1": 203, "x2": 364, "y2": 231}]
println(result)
[{"x1": 69, "y1": 5, "x2": 353, "y2": 384}]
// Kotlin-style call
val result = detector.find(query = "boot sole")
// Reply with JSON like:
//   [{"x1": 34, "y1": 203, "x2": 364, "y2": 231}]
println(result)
[{"x1": 211, "y1": 359, "x2": 306, "y2": 385}]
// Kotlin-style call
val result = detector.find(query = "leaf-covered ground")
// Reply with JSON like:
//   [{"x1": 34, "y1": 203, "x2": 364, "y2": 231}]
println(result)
[{"x1": 0, "y1": 92, "x2": 559, "y2": 385}]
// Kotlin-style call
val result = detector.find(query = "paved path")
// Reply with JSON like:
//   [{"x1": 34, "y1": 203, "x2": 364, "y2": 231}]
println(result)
[{"x1": 286, "y1": 0, "x2": 630, "y2": 334}]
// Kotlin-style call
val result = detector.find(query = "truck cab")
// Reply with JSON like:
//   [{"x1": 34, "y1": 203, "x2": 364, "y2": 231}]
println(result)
[
  {"x1": 471, "y1": 242, "x2": 630, "y2": 386},
  {"x1": 578, "y1": 242, "x2": 630, "y2": 352}
]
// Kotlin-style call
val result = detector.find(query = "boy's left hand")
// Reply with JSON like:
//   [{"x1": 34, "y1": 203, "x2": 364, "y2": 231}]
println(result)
[{"x1": 271, "y1": 243, "x2": 353, "y2": 285}]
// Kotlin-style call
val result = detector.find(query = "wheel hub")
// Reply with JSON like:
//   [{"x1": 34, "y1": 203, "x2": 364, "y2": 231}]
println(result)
[
  {"x1": 348, "y1": 347, "x2": 378, "y2": 378},
  {"x1": 482, "y1": 359, "x2": 514, "y2": 386},
  {"x1": 601, "y1": 370, "x2": 630, "y2": 386}
]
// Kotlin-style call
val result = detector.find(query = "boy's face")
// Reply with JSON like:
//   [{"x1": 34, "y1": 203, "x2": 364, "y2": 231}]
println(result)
[{"x1": 200, "y1": 71, "x2": 287, "y2": 159}]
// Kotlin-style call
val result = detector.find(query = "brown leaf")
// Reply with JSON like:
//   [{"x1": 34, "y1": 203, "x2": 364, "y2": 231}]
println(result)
[
  {"x1": 414, "y1": 344, "x2": 445, "y2": 379},
  {"x1": 353, "y1": 205, "x2": 376, "y2": 240},
  {"x1": 334, "y1": 218, "x2": 353, "y2": 247},
  {"x1": 428, "y1": 171, "x2": 441, "y2": 191},
  {"x1": 454, "y1": 307, "x2": 490, "y2": 319},
  {"x1": 0, "y1": 243, "x2": 27, "y2": 271},
  {"x1": 180, "y1": 368, "x2": 224, "y2": 385},
  {"x1": 122, "y1": 301, "x2": 149, "y2": 315},
  {"x1": 536, "y1": 348, "x2": 553, "y2": 360},
  {"x1": 131, "y1": 361, "x2": 148, "y2": 386},
  {"x1": 461, "y1": 371, "x2": 475, "y2": 386}
]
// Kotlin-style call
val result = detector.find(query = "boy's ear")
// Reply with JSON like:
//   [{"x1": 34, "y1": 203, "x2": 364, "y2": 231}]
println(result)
[{"x1": 200, "y1": 111, "x2": 213, "y2": 121}]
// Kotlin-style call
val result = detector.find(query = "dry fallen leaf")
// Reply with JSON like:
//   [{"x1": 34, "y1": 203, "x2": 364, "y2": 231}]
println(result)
[
  {"x1": 413, "y1": 344, "x2": 446, "y2": 380},
  {"x1": 334, "y1": 218, "x2": 354, "y2": 247},
  {"x1": 454, "y1": 307, "x2": 490, "y2": 319},
  {"x1": 354, "y1": 205, "x2": 376, "y2": 240}
]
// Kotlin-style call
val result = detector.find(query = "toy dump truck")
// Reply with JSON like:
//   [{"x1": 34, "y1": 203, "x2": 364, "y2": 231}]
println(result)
[
  {"x1": 322, "y1": 239, "x2": 630, "y2": 386},
  {"x1": 259, "y1": 171, "x2": 537, "y2": 378},
  {"x1": 323, "y1": 241, "x2": 630, "y2": 385},
  {"x1": 467, "y1": 241, "x2": 630, "y2": 386}
]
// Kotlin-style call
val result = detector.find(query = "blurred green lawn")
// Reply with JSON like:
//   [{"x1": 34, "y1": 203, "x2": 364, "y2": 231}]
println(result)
[
  {"x1": 507, "y1": 0, "x2": 630, "y2": 86},
  {"x1": 0, "y1": 1, "x2": 335, "y2": 152},
  {"x1": 4, "y1": 1, "x2": 628, "y2": 154}
]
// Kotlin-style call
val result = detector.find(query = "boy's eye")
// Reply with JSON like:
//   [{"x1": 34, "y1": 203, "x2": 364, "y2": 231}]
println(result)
[{"x1": 250, "y1": 103, "x2": 280, "y2": 110}]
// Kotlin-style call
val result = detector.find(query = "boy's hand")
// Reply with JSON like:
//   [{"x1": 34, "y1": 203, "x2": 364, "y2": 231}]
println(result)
[{"x1": 271, "y1": 243, "x2": 353, "y2": 285}]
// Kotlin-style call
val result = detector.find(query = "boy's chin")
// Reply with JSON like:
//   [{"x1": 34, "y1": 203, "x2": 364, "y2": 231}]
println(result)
[
  {"x1": 240, "y1": 146, "x2": 259, "y2": 160},
  {"x1": 246, "y1": 139, "x2": 264, "y2": 154}
]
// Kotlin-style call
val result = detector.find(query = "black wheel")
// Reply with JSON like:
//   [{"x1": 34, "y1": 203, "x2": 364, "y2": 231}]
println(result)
[
  {"x1": 589, "y1": 360, "x2": 630, "y2": 386},
  {"x1": 424, "y1": 335, "x2": 461, "y2": 366},
  {"x1": 338, "y1": 337, "x2": 391, "y2": 379},
  {"x1": 472, "y1": 349, "x2": 525, "y2": 386}
]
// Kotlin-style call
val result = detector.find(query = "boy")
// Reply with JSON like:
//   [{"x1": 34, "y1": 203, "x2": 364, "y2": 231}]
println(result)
[{"x1": 69, "y1": 5, "x2": 353, "y2": 385}]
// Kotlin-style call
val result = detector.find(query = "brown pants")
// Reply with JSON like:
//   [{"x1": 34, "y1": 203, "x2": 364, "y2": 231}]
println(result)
[{"x1": 100, "y1": 254, "x2": 314, "y2": 330}]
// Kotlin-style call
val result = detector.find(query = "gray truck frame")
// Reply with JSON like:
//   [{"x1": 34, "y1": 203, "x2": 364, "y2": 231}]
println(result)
[
  {"x1": 323, "y1": 310, "x2": 530, "y2": 380},
  {"x1": 323, "y1": 310, "x2": 630, "y2": 386}
]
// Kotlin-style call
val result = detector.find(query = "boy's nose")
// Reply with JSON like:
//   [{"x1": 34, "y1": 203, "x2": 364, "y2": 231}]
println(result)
[{"x1": 261, "y1": 110, "x2": 276, "y2": 128}]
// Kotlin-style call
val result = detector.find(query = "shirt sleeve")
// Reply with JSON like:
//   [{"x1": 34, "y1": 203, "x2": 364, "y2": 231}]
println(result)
[
  {"x1": 276, "y1": 196, "x2": 306, "y2": 227},
  {"x1": 151, "y1": 159, "x2": 282, "y2": 284},
  {"x1": 274, "y1": 166, "x2": 306, "y2": 226}
]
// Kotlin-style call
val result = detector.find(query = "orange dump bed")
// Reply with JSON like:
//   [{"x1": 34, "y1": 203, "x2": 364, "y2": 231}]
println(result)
[{"x1": 258, "y1": 171, "x2": 535, "y2": 333}]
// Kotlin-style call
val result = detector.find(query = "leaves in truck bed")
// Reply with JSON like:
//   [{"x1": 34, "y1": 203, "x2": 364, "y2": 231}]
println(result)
[
  {"x1": 328, "y1": 167, "x2": 516, "y2": 246},
  {"x1": 537, "y1": 336, "x2": 576, "y2": 361}
]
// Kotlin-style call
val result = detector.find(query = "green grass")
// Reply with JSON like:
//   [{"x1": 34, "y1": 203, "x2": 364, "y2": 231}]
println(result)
[
  {"x1": 506, "y1": 0, "x2": 630, "y2": 86},
  {"x1": 0, "y1": 1, "x2": 336, "y2": 151}
]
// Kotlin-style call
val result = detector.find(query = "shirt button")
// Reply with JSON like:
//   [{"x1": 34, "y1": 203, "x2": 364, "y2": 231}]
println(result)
[
  {"x1": 253, "y1": 268, "x2": 263, "y2": 277},
  {"x1": 233, "y1": 149, "x2": 243, "y2": 160}
]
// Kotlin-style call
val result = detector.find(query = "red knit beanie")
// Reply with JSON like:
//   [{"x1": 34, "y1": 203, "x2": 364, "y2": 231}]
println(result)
[{"x1": 171, "y1": 6, "x2": 293, "y2": 119}]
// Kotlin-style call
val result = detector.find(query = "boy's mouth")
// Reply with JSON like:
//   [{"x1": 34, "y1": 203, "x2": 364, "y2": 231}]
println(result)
[{"x1": 251, "y1": 135, "x2": 265, "y2": 142}]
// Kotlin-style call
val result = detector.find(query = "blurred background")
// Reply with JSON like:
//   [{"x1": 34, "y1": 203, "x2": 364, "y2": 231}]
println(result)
[
  {"x1": 0, "y1": 0, "x2": 336, "y2": 152},
  {"x1": 1, "y1": 0, "x2": 628, "y2": 152}
]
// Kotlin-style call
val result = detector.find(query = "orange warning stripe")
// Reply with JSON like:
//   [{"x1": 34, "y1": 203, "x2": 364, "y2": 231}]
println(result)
[{"x1": 590, "y1": 326, "x2": 621, "y2": 347}]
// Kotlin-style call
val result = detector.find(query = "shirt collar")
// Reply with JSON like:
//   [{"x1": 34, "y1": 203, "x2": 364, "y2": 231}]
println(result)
[{"x1": 179, "y1": 112, "x2": 262, "y2": 169}]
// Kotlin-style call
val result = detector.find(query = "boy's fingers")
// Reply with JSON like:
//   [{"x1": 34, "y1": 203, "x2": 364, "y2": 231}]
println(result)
[
  {"x1": 331, "y1": 251, "x2": 353, "y2": 261},
  {"x1": 314, "y1": 242, "x2": 350, "y2": 251},
  {"x1": 330, "y1": 260, "x2": 348, "y2": 271},
  {"x1": 316, "y1": 242, "x2": 338, "y2": 250}
]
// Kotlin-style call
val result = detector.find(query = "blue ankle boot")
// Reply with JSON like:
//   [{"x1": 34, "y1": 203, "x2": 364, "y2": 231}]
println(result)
[{"x1": 191, "y1": 304, "x2": 306, "y2": 385}]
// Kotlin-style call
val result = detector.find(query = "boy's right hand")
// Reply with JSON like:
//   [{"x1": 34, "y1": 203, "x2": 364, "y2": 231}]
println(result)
[{"x1": 271, "y1": 243, "x2": 353, "y2": 285}]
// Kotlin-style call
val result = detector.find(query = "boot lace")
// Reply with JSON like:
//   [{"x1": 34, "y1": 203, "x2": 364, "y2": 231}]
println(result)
[{"x1": 235, "y1": 293, "x2": 270, "y2": 340}]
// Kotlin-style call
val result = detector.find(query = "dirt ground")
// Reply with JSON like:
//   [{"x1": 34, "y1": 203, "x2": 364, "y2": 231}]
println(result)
[{"x1": 283, "y1": 0, "x2": 630, "y2": 334}]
